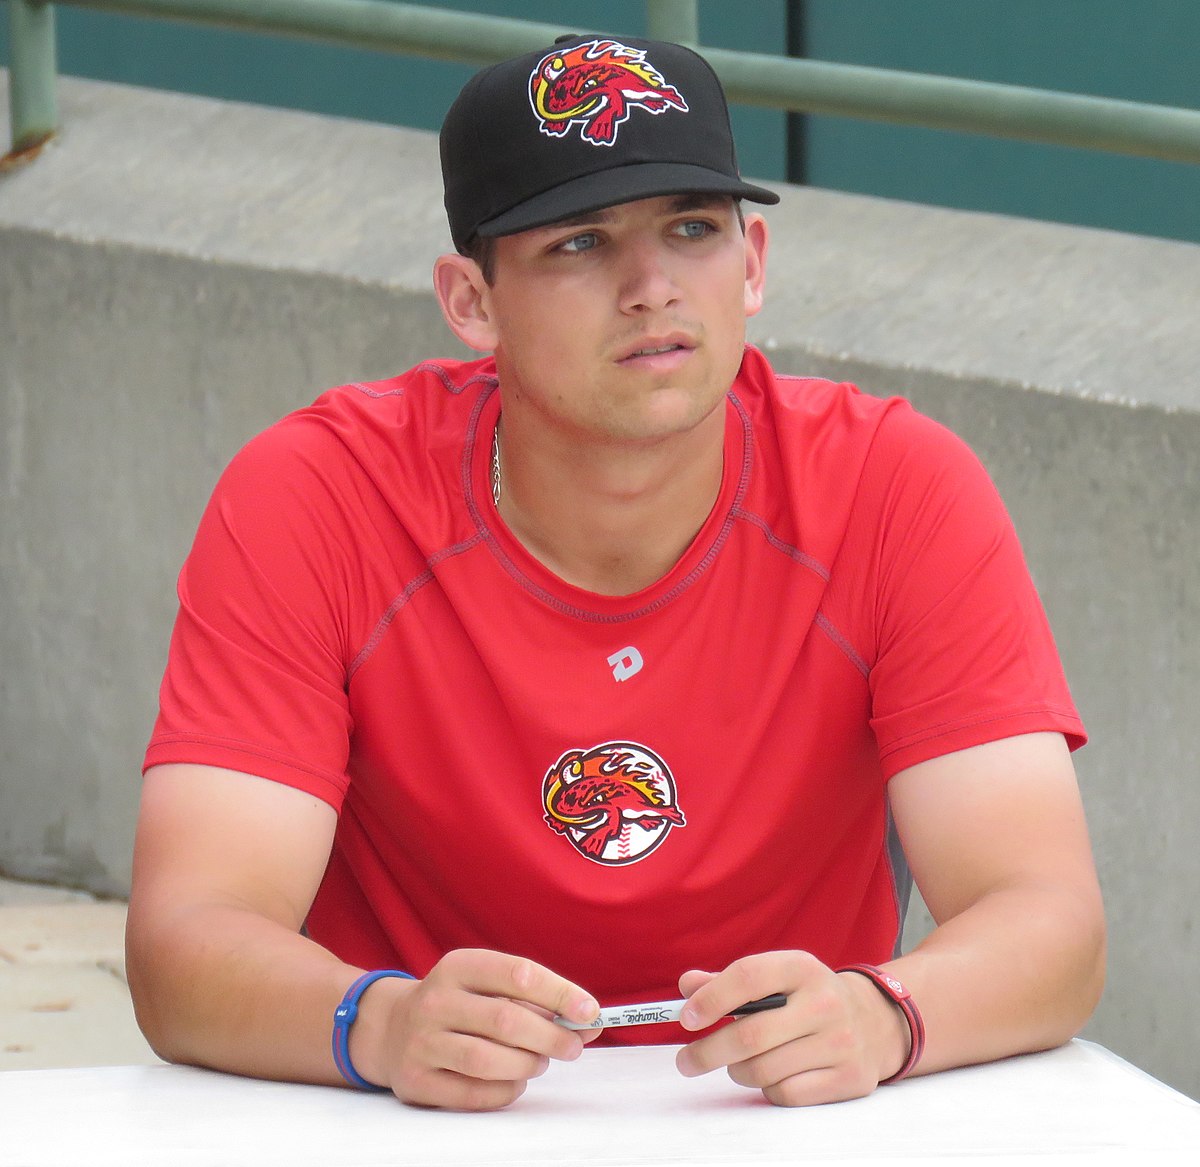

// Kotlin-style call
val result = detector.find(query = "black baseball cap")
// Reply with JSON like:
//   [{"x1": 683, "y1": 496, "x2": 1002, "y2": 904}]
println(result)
[{"x1": 440, "y1": 35, "x2": 779, "y2": 253}]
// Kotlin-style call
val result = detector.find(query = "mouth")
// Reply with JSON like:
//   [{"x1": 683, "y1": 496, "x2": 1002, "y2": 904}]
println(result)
[{"x1": 616, "y1": 335, "x2": 695, "y2": 364}]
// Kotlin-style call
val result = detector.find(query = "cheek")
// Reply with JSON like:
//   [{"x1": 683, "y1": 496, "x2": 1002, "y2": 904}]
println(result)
[
  {"x1": 494, "y1": 325, "x2": 588, "y2": 413},
  {"x1": 501, "y1": 320, "x2": 584, "y2": 384},
  {"x1": 713, "y1": 274, "x2": 751, "y2": 345},
  {"x1": 496, "y1": 288, "x2": 589, "y2": 348}
]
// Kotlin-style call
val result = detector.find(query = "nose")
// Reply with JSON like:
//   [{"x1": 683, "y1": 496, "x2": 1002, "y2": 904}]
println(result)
[{"x1": 617, "y1": 238, "x2": 681, "y2": 315}]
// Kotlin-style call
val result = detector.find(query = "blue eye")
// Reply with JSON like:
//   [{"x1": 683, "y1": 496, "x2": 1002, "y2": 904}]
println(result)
[
  {"x1": 559, "y1": 232, "x2": 599, "y2": 253},
  {"x1": 677, "y1": 220, "x2": 713, "y2": 239}
]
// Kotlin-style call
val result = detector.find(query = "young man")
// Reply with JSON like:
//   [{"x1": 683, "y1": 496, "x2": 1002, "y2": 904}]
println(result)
[{"x1": 128, "y1": 36, "x2": 1105, "y2": 1112}]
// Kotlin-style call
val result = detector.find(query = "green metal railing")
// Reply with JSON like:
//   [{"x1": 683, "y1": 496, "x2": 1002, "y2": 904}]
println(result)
[{"x1": 6, "y1": 0, "x2": 1200, "y2": 165}]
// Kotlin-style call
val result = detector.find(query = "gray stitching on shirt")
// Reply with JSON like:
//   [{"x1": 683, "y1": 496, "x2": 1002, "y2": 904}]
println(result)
[{"x1": 348, "y1": 535, "x2": 485, "y2": 680}]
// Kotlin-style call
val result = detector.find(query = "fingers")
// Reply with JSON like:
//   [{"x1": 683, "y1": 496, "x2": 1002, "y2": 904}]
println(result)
[
  {"x1": 416, "y1": 968, "x2": 589, "y2": 1063},
  {"x1": 677, "y1": 968, "x2": 718, "y2": 999},
  {"x1": 678, "y1": 950, "x2": 819, "y2": 1034},
  {"x1": 675, "y1": 951, "x2": 881, "y2": 1107},
  {"x1": 760, "y1": 1064, "x2": 876, "y2": 1107},
  {"x1": 382, "y1": 948, "x2": 890, "y2": 1110},
  {"x1": 432, "y1": 947, "x2": 598, "y2": 1017},
  {"x1": 384, "y1": 949, "x2": 599, "y2": 1111},
  {"x1": 720, "y1": 1030, "x2": 877, "y2": 1106},
  {"x1": 416, "y1": 1071, "x2": 531, "y2": 1113}
]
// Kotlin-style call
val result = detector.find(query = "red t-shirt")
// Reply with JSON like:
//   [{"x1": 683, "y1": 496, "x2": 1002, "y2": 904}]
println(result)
[{"x1": 145, "y1": 347, "x2": 1084, "y2": 1040}]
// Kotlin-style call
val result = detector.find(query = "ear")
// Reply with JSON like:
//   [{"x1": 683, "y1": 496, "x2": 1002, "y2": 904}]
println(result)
[
  {"x1": 433, "y1": 253, "x2": 498, "y2": 352},
  {"x1": 741, "y1": 213, "x2": 769, "y2": 319}
]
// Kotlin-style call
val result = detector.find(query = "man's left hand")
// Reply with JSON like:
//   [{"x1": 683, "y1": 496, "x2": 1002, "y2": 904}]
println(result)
[{"x1": 674, "y1": 951, "x2": 910, "y2": 1106}]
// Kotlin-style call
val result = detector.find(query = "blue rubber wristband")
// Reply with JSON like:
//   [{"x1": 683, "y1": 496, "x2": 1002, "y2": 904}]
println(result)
[{"x1": 332, "y1": 969, "x2": 415, "y2": 1090}]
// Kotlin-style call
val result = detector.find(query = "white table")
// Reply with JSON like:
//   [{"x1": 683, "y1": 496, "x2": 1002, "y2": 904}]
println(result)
[{"x1": 2, "y1": 1040, "x2": 1197, "y2": 1165}]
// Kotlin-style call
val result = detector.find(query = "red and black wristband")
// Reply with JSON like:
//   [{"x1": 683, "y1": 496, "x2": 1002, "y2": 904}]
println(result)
[{"x1": 836, "y1": 963, "x2": 926, "y2": 1084}]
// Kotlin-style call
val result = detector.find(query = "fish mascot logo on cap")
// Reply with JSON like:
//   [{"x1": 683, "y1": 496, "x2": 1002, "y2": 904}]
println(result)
[
  {"x1": 528, "y1": 39, "x2": 689, "y2": 146},
  {"x1": 542, "y1": 741, "x2": 686, "y2": 865}
]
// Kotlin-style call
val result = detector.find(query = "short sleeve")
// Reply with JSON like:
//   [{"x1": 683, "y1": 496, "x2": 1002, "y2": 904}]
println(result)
[
  {"x1": 846, "y1": 407, "x2": 1085, "y2": 778},
  {"x1": 143, "y1": 420, "x2": 358, "y2": 809}
]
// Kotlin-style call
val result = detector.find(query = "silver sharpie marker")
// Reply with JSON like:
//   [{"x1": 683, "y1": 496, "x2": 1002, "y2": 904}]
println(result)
[{"x1": 556, "y1": 993, "x2": 788, "y2": 1030}]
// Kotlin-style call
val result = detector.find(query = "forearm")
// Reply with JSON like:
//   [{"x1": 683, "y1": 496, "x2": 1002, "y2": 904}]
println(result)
[
  {"x1": 126, "y1": 901, "x2": 597, "y2": 1108},
  {"x1": 884, "y1": 880, "x2": 1106, "y2": 1077},
  {"x1": 879, "y1": 734, "x2": 1107, "y2": 1079},
  {"x1": 676, "y1": 882, "x2": 1104, "y2": 1109},
  {"x1": 127, "y1": 898, "x2": 366, "y2": 1085}
]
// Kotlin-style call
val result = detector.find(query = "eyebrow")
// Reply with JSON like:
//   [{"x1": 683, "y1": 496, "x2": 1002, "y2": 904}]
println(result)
[{"x1": 540, "y1": 193, "x2": 733, "y2": 232}]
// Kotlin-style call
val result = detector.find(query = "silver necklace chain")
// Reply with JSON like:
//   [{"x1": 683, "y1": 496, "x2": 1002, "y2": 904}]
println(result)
[{"x1": 490, "y1": 422, "x2": 501, "y2": 507}]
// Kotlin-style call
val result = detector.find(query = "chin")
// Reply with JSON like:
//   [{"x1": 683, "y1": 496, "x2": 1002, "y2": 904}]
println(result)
[{"x1": 604, "y1": 392, "x2": 725, "y2": 445}]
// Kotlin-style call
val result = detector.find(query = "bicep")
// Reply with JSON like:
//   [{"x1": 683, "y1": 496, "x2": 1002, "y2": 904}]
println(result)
[
  {"x1": 888, "y1": 733, "x2": 1102, "y2": 925},
  {"x1": 130, "y1": 764, "x2": 338, "y2": 931}
]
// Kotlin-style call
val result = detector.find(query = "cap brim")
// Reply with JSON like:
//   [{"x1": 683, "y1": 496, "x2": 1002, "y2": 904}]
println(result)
[{"x1": 475, "y1": 162, "x2": 779, "y2": 240}]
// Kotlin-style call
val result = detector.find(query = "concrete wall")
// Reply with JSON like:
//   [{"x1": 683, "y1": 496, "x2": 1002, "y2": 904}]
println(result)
[{"x1": 2, "y1": 74, "x2": 1197, "y2": 1099}]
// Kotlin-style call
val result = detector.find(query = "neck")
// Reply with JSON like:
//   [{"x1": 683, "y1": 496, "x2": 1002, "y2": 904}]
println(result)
[{"x1": 493, "y1": 406, "x2": 727, "y2": 597}]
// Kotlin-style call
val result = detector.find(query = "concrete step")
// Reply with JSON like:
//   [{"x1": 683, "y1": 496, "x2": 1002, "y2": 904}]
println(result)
[{"x1": 0, "y1": 878, "x2": 161, "y2": 1071}]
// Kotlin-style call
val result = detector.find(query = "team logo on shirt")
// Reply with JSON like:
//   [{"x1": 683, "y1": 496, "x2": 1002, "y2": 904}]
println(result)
[
  {"x1": 542, "y1": 741, "x2": 685, "y2": 865},
  {"x1": 528, "y1": 40, "x2": 688, "y2": 146}
]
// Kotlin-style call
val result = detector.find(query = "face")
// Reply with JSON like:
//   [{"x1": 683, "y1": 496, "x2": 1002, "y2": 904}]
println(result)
[{"x1": 462, "y1": 194, "x2": 767, "y2": 446}]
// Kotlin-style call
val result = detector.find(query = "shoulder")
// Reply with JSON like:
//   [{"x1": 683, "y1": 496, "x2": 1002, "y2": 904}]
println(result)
[
  {"x1": 245, "y1": 356, "x2": 496, "y2": 459},
  {"x1": 190, "y1": 356, "x2": 497, "y2": 580},
  {"x1": 736, "y1": 345, "x2": 911, "y2": 457},
  {"x1": 731, "y1": 348, "x2": 1007, "y2": 576},
  {"x1": 737, "y1": 346, "x2": 990, "y2": 495},
  {"x1": 215, "y1": 356, "x2": 498, "y2": 505}
]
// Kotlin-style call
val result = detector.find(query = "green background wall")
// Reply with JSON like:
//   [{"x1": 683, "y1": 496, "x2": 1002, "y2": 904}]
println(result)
[
  {"x1": 0, "y1": 1, "x2": 788, "y2": 178},
  {"x1": 802, "y1": 0, "x2": 1199, "y2": 243},
  {"x1": 2, "y1": 0, "x2": 1196, "y2": 241}
]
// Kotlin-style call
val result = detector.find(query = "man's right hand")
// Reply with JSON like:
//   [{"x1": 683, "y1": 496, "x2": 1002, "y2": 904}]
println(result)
[
  {"x1": 352, "y1": 949, "x2": 601, "y2": 1110},
  {"x1": 127, "y1": 765, "x2": 599, "y2": 1108}
]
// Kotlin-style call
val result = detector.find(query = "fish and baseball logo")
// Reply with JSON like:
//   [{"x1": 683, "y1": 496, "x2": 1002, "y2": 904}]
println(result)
[
  {"x1": 542, "y1": 741, "x2": 686, "y2": 865},
  {"x1": 528, "y1": 39, "x2": 689, "y2": 146}
]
